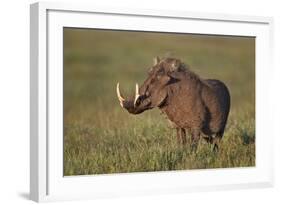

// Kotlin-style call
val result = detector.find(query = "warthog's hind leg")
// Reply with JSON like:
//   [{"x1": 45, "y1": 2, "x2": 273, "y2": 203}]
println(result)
[{"x1": 212, "y1": 135, "x2": 222, "y2": 152}]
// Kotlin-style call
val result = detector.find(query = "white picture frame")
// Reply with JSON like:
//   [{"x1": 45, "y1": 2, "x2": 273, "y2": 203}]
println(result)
[{"x1": 30, "y1": 2, "x2": 274, "y2": 202}]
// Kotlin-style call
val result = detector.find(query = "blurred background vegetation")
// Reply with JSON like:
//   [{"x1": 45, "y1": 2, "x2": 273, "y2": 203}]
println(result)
[{"x1": 63, "y1": 28, "x2": 255, "y2": 176}]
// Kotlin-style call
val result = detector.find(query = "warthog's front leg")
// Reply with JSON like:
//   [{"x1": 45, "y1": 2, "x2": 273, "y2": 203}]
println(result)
[
  {"x1": 176, "y1": 128, "x2": 187, "y2": 145},
  {"x1": 191, "y1": 129, "x2": 200, "y2": 151}
]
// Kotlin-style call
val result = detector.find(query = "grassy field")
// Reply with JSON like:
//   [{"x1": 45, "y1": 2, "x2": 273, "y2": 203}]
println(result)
[{"x1": 63, "y1": 28, "x2": 255, "y2": 176}]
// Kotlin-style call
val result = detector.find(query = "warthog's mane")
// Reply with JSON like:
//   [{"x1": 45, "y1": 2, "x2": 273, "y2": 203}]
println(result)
[
  {"x1": 162, "y1": 57, "x2": 203, "y2": 82},
  {"x1": 178, "y1": 63, "x2": 200, "y2": 79}
]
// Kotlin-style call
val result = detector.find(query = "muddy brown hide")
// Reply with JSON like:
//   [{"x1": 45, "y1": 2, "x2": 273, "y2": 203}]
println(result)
[{"x1": 117, "y1": 57, "x2": 231, "y2": 150}]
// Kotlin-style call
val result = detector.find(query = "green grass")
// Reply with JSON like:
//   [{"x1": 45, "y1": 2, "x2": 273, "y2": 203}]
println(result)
[{"x1": 63, "y1": 28, "x2": 255, "y2": 176}]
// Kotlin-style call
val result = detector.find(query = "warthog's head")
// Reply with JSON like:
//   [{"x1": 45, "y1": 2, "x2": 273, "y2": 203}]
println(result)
[{"x1": 116, "y1": 57, "x2": 184, "y2": 114}]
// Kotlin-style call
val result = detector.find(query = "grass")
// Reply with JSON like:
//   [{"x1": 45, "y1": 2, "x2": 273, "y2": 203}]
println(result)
[{"x1": 63, "y1": 28, "x2": 255, "y2": 176}]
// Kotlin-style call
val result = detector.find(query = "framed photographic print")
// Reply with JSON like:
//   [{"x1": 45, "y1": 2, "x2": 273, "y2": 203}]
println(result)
[{"x1": 30, "y1": 2, "x2": 274, "y2": 202}]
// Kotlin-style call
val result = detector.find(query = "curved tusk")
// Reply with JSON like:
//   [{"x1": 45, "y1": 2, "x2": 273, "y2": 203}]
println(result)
[
  {"x1": 134, "y1": 83, "x2": 140, "y2": 107},
  {"x1": 116, "y1": 83, "x2": 125, "y2": 107}
]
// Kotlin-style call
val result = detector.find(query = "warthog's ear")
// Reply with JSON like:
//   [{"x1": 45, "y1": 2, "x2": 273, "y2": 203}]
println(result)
[
  {"x1": 170, "y1": 59, "x2": 181, "y2": 71},
  {"x1": 153, "y1": 56, "x2": 161, "y2": 66},
  {"x1": 160, "y1": 75, "x2": 171, "y2": 85},
  {"x1": 166, "y1": 72, "x2": 181, "y2": 84},
  {"x1": 161, "y1": 73, "x2": 180, "y2": 86}
]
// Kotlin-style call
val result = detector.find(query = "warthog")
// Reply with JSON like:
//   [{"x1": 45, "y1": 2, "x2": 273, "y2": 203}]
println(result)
[{"x1": 116, "y1": 57, "x2": 231, "y2": 150}]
